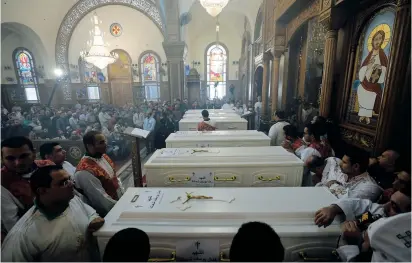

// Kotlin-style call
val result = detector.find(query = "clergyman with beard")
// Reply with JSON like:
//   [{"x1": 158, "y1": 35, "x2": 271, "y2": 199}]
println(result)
[{"x1": 73, "y1": 131, "x2": 123, "y2": 216}]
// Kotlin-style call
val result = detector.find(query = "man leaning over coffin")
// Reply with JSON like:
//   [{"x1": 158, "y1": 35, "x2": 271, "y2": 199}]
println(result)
[
  {"x1": 306, "y1": 146, "x2": 382, "y2": 202},
  {"x1": 314, "y1": 185, "x2": 411, "y2": 262}
]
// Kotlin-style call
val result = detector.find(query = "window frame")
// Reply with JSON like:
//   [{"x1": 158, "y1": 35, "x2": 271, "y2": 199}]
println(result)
[
  {"x1": 13, "y1": 48, "x2": 40, "y2": 103},
  {"x1": 204, "y1": 43, "x2": 229, "y2": 99},
  {"x1": 140, "y1": 51, "x2": 161, "y2": 101}
]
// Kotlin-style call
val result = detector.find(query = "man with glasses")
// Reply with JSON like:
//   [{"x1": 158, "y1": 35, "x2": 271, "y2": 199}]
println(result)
[
  {"x1": 314, "y1": 186, "x2": 411, "y2": 261},
  {"x1": 314, "y1": 186, "x2": 411, "y2": 228},
  {"x1": 2, "y1": 165, "x2": 104, "y2": 262},
  {"x1": 1, "y1": 136, "x2": 55, "y2": 240}
]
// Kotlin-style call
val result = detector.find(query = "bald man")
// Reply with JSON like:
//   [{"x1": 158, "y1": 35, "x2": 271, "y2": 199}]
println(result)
[{"x1": 368, "y1": 150, "x2": 400, "y2": 190}]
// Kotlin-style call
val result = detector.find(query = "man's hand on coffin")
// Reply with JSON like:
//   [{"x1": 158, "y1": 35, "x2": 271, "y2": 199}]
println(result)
[
  {"x1": 340, "y1": 220, "x2": 363, "y2": 247},
  {"x1": 88, "y1": 217, "x2": 105, "y2": 232},
  {"x1": 314, "y1": 205, "x2": 342, "y2": 227}
]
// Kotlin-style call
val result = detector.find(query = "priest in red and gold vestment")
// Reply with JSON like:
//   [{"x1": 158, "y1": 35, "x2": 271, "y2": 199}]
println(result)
[
  {"x1": 197, "y1": 110, "x2": 217, "y2": 131},
  {"x1": 74, "y1": 131, "x2": 123, "y2": 217}
]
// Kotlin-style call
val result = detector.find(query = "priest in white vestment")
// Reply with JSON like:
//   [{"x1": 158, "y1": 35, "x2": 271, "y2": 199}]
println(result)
[
  {"x1": 1, "y1": 165, "x2": 105, "y2": 262},
  {"x1": 337, "y1": 212, "x2": 411, "y2": 262},
  {"x1": 315, "y1": 149, "x2": 382, "y2": 201}
]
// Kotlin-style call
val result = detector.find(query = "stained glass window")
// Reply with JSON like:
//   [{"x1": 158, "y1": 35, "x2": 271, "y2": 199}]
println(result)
[
  {"x1": 207, "y1": 44, "x2": 227, "y2": 99},
  {"x1": 14, "y1": 49, "x2": 39, "y2": 102},
  {"x1": 141, "y1": 53, "x2": 160, "y2": 101}
]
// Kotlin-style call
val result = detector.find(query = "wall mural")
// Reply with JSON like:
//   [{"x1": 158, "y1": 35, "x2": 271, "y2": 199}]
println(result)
[{"x1": 346, "y1": 8, "x2": 395, "y2": 128}]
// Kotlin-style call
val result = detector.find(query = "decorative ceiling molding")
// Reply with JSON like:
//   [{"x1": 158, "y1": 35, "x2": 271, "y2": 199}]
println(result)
[{"x1": 55, "y1": 0, "x2": 165, "y2": 100}]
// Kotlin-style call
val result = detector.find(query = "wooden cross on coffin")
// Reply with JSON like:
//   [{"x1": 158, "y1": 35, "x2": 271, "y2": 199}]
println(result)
[{"x1": 122, "y1": 127, "x2": 151, "y2": 187}]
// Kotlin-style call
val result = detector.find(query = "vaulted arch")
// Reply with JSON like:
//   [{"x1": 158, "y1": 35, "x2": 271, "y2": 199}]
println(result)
[{"x1": 55, "y1": 0, "x2": 164, "y2": 100}]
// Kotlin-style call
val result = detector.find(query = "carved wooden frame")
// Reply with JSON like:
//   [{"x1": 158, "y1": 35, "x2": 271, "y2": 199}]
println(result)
[{"x1": 338, "y1": 0, "x2": 397, "y2": 151}]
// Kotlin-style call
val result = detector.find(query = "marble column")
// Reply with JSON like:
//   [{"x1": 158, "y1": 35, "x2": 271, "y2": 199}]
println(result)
[
  {"x1": 261, "y1": 52, "x2": 273, "y2": 117},
  {"x1": 271, "y1": 55, "x2": 281, "y2": 118},
  {"x1": 162, "y1": 41, "x2": 185, "y2": 101},
  {"x1": 374, "y1": 0, "x2": 411, "y2": 153},
  {"x1": 319, "y1": 28, "x2": 338, "y2": 118}
]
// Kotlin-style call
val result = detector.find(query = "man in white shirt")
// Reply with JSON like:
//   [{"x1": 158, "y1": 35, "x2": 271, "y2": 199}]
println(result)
[
  {"x1": 133, "y1": 109, "x2": 145, "y2": 128},
  {"x1": 2, "y1": 165, "x2": 105, "y2": 262},
  {"x1": 254, "y1": 96, "x2": 262, "y2": 112},
  {"x1": 98, "y1": 109, "x2": 111, "y2": 129},
  {"x1": 143, "y1": 110, "x2": 156, "y2": 153},
  {"x1": 39, "y1": 142, "x2": 76, "y2": 176},
  {"x1": 222, "y1": 100, "x2": 234, "y2": 110},
  {"x1": 268, "y1": 111, "x2": 289, "y2": 146},
  {"x1": 309, "y1": 147, "x2": 382, "y2": 201}
]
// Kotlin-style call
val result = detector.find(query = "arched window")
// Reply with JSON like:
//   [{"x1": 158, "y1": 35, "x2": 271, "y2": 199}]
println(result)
[
  {"x1": 140, "y1": 52, "x2": 160, "y2": 101},
  {"x1": 13, "y1": 48, "x2": 39, "y2": 102},
  {"x1": 206, "y1": 44, "x2": 227, "y2": 99}
]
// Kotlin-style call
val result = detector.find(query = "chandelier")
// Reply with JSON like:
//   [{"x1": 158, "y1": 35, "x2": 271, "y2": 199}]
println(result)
[
  {"x1": 80, "y1": 13, "x2": 118, "y2": 69},
  {"x1": 200, "y1": 0, "x2": 229, "y2": 17}
]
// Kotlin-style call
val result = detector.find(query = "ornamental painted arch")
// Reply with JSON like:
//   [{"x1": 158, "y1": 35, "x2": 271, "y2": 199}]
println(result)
[{"x1": 55, "y1": 0, "x2": 165, "y2": 99}]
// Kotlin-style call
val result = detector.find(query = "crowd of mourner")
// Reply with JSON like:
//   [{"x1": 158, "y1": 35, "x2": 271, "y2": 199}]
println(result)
[{"x1": 0, "y1": 95, "x2": 410, "y2": 262}]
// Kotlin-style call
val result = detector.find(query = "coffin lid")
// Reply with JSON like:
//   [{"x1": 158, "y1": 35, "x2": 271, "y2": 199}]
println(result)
[
  {"x1": 166, "y1": 131, "x2": 269, "y2": 142},
  {"x1": 179, "y1": 118, "x2": 247, "y2": 124},
  {"x1": 96, "y1": 187, "x2": 340, "y2": 237},
  {"x1": 144, "y1": 146, "x2": 303, "y2": 167}
]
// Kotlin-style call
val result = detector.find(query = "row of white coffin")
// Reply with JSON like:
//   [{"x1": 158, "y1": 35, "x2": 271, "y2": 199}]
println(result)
[{"x1": 95, "y1": 187, "x2": 342, "y2": 261}]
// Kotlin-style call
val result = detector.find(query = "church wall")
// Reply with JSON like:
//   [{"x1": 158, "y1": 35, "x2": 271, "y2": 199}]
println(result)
[
  {"x1": 1, "y1": 29, "x2": 47, "y2": 85},
  {"x1": 186, "y1": 6, "x2": 244, "y2": 83},
  {"x1": 68, "y1": 5, "x2": 167, "y2": 83},
  {"x1": 1, "y1": 0, "x2": 77, "y2": 75}
]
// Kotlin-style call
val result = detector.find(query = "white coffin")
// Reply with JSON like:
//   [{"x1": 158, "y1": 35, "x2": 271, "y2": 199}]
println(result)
[
  {"x1": 95, "y1": 187, "x2": 341, "y2": 261},
  {"x1": 185, "y1": 109, "x2": 235, "y2": 114},
  {"x1": 166, "y1": 131, "x2": 270, "y2": 148},
  {"x1": 182, "y1": 113, "x2": 240, "y2": 119},
  {"x1": 143, "y1": 146, "x2": 303, "y2": 187},
  {"x1": 179, "y1": 118, "x2": 247, "y2": 131}
]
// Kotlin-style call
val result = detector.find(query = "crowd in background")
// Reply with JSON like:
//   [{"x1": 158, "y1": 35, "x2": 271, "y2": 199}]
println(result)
[{"x1": 0, "y1": 96, "x2": 255, "y2": 156}]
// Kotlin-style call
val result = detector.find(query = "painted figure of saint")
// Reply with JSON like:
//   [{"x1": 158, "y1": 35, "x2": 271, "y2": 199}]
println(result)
[{"x1": 357, "y1": 29, "x2": 389, "y2": 124}]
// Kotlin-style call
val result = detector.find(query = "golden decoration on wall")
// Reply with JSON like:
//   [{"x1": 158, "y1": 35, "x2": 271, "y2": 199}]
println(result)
[{"x1": 341, "y1": 128, "x2": 374, "y2": 149}]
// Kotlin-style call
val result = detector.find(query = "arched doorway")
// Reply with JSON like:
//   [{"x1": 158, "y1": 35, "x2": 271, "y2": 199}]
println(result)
[
  {"x1": 108, "y1": 49, "x2": 133, "y2": 106},
  {"x1": 254, "y1": 66, "x2": 263, "y2": 101}
]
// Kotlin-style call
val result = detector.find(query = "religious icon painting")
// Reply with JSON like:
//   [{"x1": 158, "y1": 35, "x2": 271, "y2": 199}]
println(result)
[
  {"x1": 346, "y1": 7, "x2": 395, "y2": 128},
  {"x1": 110, "y1": 23, "x2": 122, "y2": 37}
]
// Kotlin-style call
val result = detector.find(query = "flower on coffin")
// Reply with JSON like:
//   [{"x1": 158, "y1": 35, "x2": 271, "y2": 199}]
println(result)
[
  {"x1": 183, "y1": 192, "x2": 213, "y2": 204},
  {"x1": 192, "y1": 149, "x2": 209, "y2": 154}
]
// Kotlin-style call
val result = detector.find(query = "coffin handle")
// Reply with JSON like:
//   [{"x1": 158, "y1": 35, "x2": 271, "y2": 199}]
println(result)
[
  {"x1": 257, "y1": 175, "x2": 281, "y2": 182},
  {"x1": 168, "y1": 177, "x2": 190, "y2": 183},
  {"x1": 220, "y1": 252, "x2": 230, "y2": 262},
  {"x1": 298, "y1": 251, "x2": 339, "y2": 262},
  {"x1": 149, "y1": 251, "x2": 176, "y2": 262},
  {"x1": 214, "y1": 176, "x2": 237, "y2": 181},
  {"x1": 227, "y1": 126, "x2": 237, "y2": 129}
]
